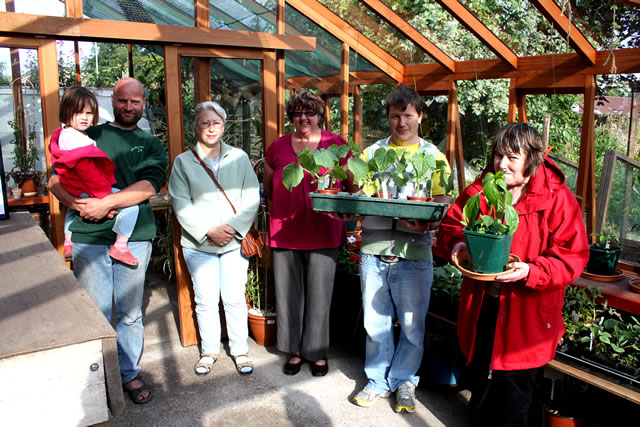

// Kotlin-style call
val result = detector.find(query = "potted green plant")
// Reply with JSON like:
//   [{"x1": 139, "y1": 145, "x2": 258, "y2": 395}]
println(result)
[
  {"x1": 245, "y1": 258, "x2": 276, "y2": 346},
  {"x1": 460, "y1": 170, "x2": 519, "y2": 274},
  {"x1": 585, "y1": 232, "x2": 622, "y2": 276},
  {"x1": 7, "y1": 119, "x2": 39, "y2": 196},
  {"x1": 347, "y1": 146, "x2": 408, "y2": 198},
  {"x1": 282, "y1": 143, "x2": 350, "y2": 194},
  {"x1": 406, "y1": 151, "x2": 451, "y2": 201}
]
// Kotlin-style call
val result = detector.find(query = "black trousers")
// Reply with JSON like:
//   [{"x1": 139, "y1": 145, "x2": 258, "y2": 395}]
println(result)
[{"x1": 469, "y1": 296, "x2": 542, "y2": 427}]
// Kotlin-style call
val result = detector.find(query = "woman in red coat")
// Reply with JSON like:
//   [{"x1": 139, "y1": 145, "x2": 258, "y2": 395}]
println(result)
[{"x1": 436, "y1": 123, "x2": 589, "y2": 426}]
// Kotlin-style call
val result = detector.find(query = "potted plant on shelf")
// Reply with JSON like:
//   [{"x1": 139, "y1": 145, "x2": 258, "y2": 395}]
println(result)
[
  {"x1": 245, "y1": 257, "x2": 276, "y2": 346},
  {"x1": 585, "y1": 231, "x2": 622, "y2": 276},
  {"x1": 459, "y1": 170, "x2": 519, "y2": 274},
  {"x1": 282, "y1": 143, "x2": 350, "y2": 194},
  {"x1": 7, "y1": 119, "x2": 39, "y2": 197}
]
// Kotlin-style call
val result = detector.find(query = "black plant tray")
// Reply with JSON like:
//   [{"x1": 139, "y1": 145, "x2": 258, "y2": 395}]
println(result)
[
  {"x1": 555, "y1": 349, "x2": 640, "y2": 392},
  {"x1": 309, "y1": 192, "x2": 447, "y2": 221}
]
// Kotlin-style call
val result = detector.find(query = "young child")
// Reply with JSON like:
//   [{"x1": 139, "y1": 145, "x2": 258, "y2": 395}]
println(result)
[{"x1": 49, "y1": 85, "x2": 139, "y2": 266}]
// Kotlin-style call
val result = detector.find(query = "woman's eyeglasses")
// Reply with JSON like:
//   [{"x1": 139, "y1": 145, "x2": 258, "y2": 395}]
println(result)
[
  {"x1": 292, "y1": 111, "x2": 318, "y2": 118},
  {"x1": 198, "y1": 120, "x2": 224, "y2": 129}
]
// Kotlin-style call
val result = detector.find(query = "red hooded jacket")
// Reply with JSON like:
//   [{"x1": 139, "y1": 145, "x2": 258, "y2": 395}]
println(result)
[
  {"x1": 435, "y1": 157, "x2": 589, "y2": 370},
  {"x1": 49, "y1": 127, "x2": 117, "y2": 198}
]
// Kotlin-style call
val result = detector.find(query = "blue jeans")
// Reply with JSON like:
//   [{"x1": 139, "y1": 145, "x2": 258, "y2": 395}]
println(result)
[
  {"x1": 64, "y1": 189, "x2": 139, "y2": 237},
  {"x1": 359, "y1": 253, "x2": 433, "y2": 393},
  {"x1": 182, "y1": 247, "x2": 250, "y2": 356},
  {"x1": 72, "y1": 241, "x2": 152, "y2": 384}
]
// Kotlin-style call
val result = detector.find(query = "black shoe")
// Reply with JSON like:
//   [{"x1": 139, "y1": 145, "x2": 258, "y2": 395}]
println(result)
[
  {"x1": 283, "y1": 357, "x2": 304, "y2": 375},
  {"x1": 311, "y1": 361, "x2": 328, "y2": 377}
]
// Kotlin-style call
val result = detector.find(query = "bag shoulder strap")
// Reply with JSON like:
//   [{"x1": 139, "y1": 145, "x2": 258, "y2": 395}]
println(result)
[{"x1": 191, "y1": 148, "x2": 236, "y2": 214}]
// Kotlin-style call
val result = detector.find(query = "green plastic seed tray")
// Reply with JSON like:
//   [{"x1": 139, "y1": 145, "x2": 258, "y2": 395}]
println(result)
[{"x1": 309, "y1": 192, "x2": 447, "y2": 221}]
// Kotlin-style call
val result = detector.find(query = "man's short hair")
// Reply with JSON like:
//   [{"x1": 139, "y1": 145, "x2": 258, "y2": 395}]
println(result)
[
  {"x1": 386, "y1": 85, "x2": 423, "y2": 116},
  {"x1": 59, "y1": 86, "x2": 99, "y2": 126}
]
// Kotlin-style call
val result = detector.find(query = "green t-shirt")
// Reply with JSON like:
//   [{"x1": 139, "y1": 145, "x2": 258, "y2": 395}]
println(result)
[{"x1": 68, "y1": 123, "x2": 168, "y2": 245}]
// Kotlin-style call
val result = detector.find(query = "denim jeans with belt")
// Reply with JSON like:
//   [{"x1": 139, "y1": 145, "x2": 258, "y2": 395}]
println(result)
[
  {"x1": 183, "y1": 247, "x2": 250, "y2": 356},
  {"x1": 72, "y1": 240, "x2": 152, "y2": 384},
  {"x1": 359, "y1": 253, "x2": 433, "y2": 393}
]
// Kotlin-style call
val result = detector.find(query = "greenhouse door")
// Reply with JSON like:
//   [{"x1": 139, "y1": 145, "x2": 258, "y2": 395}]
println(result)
[{"x1": 164, "y1": 46, "x2": 276, "y2": 347}]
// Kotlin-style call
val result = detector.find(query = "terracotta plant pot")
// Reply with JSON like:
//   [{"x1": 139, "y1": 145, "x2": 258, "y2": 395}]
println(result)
[
  {"x1": 248, "y1": 312, "x2": 277, "y2": 346},
  {"x1": 317, "y1": 188, "x2": 339, "y2": 195},
  {"x1": 19, "y1": 176, "x2": 37, "y2": 197},
  {"x1": 542, "y1": 406, "x2": 584, "y2": 427},
  {"x1": 407, "y1": 196, "x2": 427, "y2": 201},
  {"x1": 375, "y1": 193, "x2": 392, "y2": 199}
]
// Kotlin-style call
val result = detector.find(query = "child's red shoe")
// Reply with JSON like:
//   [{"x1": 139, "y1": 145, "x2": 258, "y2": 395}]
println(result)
[{"x1": 109, "y1": 245, "x2": 139, "y2": 266}]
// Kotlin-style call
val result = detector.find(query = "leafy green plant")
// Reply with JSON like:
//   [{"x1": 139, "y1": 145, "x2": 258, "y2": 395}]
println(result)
[
  {"x1": 460, "y1": 170, "x2": 519, "y2": 235},
  {"x1": 245, "y1": 258, "x2": 275, "y2": 316},
  {"x1": 282, "y1": 143, "x2": 350, "y2": 191},
  {"x1": 347, "y1": 146, "x2": 408, "y2": 198},
  {"x1": 590, "y1": 231, "x2": 621, "y2": 250},
  {"x1": 7, "y1": 118, "x2": 39, "y2": 187},
  {"x1": 407, "y1": 151, "x2": 451, "y2": 198}
]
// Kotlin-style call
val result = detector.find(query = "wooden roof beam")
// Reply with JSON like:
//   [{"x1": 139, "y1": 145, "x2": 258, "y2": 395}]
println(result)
[
  {"x1": 435, "y1": 0, "x2": 518, "y2": 69},
  {"x1": 286, "y1": 0, "x2": 404, "y2": 82},
  {"x1": 530, "y1": 0, "x2": 596, "y2": 65},
  {"x1": 0, "y1": 12, "x2": 315, "y2": 51},
  {"x1": 405, "y1": 49, "x2": 640, "y2": 84},
  {"x1": 360, "y1": 0, "x2": 455, "y2": 72}
]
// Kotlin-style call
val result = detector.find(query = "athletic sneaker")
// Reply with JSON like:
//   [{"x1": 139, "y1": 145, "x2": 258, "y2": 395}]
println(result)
[
  {"x1": 352, "y1": 385, "x2": 391, "y2": 408},
  {"x1": 394, "y1": 382, "x2": 416, "y2": 413}
]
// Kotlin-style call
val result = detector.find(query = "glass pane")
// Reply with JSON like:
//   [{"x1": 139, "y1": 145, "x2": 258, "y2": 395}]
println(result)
[
  {"x1": 458, "y1": 0, "x2": 574, "y2": 56},
  {"x1": 563, "y1": 1, "x2": 639, "y2": 51},
  {"x1": 318, "y1": 0, "x2": 431, "y2": 65},
  {"x1": 210, "y1": 0, "x2": 276, "y2": 32},
  {"x1": 0, "y1": 47, "x2": 46, "y2": 190},
  {"x1": 604, "y1": 159, "x2": 640, "y2": 264},
  {"x1": 83, "y1": 0, "x2": 195, "y2": 26},
  {"x1": 0, "y1": 0, "x2": 64, "y2": 16},
  {"x1": 285, "y1": 6, "x2": 341, "y2": 80},
  {"x1": 379, "y1": 0, "x2": 494, "y2": 61},
  {"x1": 181, "y1": 57, "x2": 264, "y2": 161}
]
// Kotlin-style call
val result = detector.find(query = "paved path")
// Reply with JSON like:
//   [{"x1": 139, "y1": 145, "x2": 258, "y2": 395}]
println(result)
[{"x1": 110, "y1": 271, "x2": 472, "y2": 426}]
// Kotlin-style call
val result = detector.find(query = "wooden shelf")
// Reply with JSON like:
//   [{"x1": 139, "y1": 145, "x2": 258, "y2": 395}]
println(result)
[
  {"x1": 7, "y1": 195, "x2": 49, "y2": 207},
  {"x1": 547, "y1": 359, "x2": 640, "y2": 405},
  {"x1": 572, "y1": 272, "x2": 640, "y2": 315}
]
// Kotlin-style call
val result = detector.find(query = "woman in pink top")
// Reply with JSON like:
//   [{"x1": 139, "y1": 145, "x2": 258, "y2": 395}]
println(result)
[{"x1": 264, "y1": 90, "x2": 356, "y2": 377}]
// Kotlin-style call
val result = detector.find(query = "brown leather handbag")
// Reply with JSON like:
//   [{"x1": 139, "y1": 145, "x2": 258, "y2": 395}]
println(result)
[{"x1": 191, "y1": 148, "x2": 264, "y2": 258}]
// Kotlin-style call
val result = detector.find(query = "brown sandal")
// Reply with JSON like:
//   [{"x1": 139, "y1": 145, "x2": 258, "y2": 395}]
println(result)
[
  {"x1": 233, "y1": 354, "x2": 254, "y2": 375},
  {"x1": 194, "y1": 353, "x2": 217, "y2": 376}
]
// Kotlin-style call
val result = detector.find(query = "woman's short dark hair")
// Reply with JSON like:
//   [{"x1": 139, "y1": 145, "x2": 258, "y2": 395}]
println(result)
[
  {"x1": 385, "y1": 85, "x2": 423, "y2": 116},
  {"x1": 59, "y1": 86, "x2": 99, "y2": 126},
  {"x1": 492, "y1": 122, "x2": 545, "y2": 177},
  {"x1": 286, "y1": 90, "x2": 325, "y2": 125}
]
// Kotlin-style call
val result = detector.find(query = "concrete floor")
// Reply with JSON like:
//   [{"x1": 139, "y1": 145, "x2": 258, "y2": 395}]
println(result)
[{"x1": 109, "y1": 271, "x2": 472, "y2": 426}]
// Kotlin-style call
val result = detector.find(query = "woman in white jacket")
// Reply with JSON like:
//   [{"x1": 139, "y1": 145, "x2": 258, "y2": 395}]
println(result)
[{"x1": 169, "y1": 101, "x2": 259, "y2": 376}]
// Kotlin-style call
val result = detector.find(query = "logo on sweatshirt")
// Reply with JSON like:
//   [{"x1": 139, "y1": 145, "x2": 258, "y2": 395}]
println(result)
[{"x1": 130, "y1": 145, "x2": 144, "y2": 152}]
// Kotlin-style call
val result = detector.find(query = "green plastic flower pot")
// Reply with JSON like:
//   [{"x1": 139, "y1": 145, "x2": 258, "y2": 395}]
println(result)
[
  {"x1": 586, "y1": 245, "x2": 622, "y2": 276},
  {"x1": 463, "y1": 228, "x2": 513, "y2": 274}
]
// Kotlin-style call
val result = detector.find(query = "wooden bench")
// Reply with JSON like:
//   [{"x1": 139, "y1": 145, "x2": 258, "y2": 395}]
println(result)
[{"x1": 0, "y1": 212, "x2": 124, "y2": 424}]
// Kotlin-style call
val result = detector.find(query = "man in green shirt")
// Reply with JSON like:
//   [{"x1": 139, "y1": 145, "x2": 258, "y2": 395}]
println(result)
[{"x1": 49, "y1": 78, "x2": 168, "y2": 404}]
